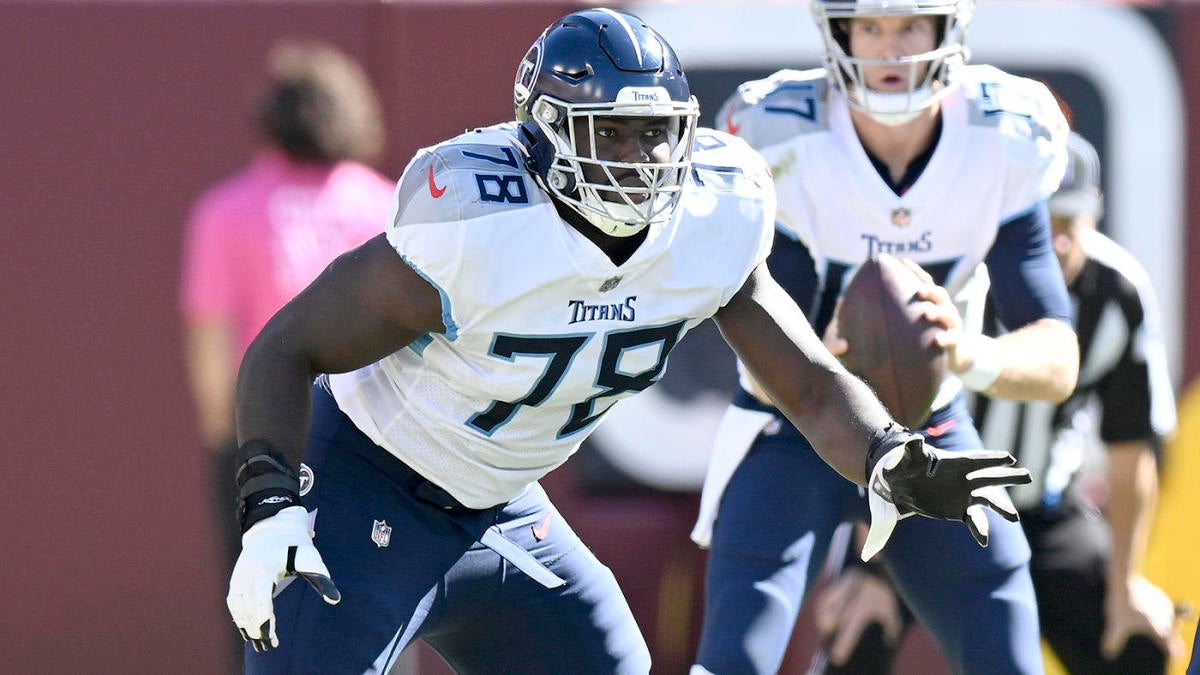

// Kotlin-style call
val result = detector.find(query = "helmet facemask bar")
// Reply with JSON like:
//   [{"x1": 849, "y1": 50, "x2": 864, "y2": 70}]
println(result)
[
  {"x1": 532, "y1": 94, "x2": 699, "y2": 238},
  {"x1": 813, "y1": 0, "x2": 972, "y2": 126}
]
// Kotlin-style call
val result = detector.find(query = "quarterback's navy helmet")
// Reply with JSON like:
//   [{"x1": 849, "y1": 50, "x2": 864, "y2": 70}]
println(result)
[
  {"x1": 812, "y1": 0, "x2": 974, "y2": 125},
  {"x1": 514, "y1": 8, "x2": 699, "y2": 237}
]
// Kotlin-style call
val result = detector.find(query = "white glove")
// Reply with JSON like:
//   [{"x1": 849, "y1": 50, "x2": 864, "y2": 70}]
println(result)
[{"x1": 226, "y1": 506, "x2": 340, "y2": 652}]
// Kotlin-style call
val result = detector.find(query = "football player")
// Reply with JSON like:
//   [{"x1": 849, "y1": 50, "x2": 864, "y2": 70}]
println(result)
[
  {"x1": 809, "y1": 132, "x2": 1183, "y2": 674},
  {"x1": 224, "y1": 7, "x2": 1031, "y2": 674},
  {"x1": 692, "y1": 1, "x2": 1078, "y2": 673}
]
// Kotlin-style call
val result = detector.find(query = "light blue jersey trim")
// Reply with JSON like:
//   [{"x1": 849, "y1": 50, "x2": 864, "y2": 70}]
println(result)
[
  {"x1": 407, "y1": 334, "x2": 435, "y2": 355},
  {"x1": 400, "y1": 254, "x2": 459, "y2": 341}
]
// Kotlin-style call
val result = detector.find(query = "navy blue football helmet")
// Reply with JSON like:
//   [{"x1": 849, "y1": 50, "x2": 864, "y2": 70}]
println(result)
[{"x1": 514, "y1": 8, "x2": 699, "y2": 237}]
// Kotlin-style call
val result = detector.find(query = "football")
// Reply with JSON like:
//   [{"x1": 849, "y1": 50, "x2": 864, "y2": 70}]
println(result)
[{"x1": 835, "y1": 254, "x2": 947, "y2": 428}]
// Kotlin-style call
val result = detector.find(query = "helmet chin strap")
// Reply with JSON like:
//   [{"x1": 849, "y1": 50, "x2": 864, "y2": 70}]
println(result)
[
  {"x1": 583, "y1": 204, "x2": 651, "y2": 238},
  {"x1": 850, "y1": 85, "x2": 935, "y2": 126}
]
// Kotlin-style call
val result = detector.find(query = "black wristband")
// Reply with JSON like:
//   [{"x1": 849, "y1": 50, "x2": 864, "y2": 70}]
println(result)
[
  {"x1": 234, "y1": 439, "x2": 301, "y2": 533},
  {"x1": 864, "y1": 422, "x2": 918, "y2": 479}
]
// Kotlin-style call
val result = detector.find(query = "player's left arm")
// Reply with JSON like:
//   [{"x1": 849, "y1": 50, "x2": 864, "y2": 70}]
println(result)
[
  {"x1": 925, "y1": 203, "x2": 1078, "y2": 402},
  {"x1": 715, "y1": 263, "x2": 1031, "y2": 559},
  {"x1": 1095, "y1": 273, "x2": 1181, "y2": 658},
  {"x1": 714, "y1": 263, "x2": 892, "y2": 484},
  {"x1": 1102, "y1": 439, "x2": 1181, "y2": 658}
]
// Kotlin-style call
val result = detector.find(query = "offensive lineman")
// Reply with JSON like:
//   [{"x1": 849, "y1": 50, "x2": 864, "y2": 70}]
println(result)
[
  {"x1": 693, "y1": 1, "x2": 1077, "y2": 673},
  {"x1": 225, "y1": 8, "x2": 1031, "y2": 674}
]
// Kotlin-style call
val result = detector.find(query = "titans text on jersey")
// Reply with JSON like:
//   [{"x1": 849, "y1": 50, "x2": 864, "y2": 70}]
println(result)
[{"x1": 329, "y1": 122, "x2": 775, "y2": 509}]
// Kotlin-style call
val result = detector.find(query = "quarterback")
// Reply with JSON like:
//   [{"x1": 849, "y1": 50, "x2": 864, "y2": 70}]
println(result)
[
  {"x1": 693, "y1": 1, "x2": 1078, "y2": 673},
  {"x1": 224, "y1": 8, "x2": 1030, "y2": 673}
]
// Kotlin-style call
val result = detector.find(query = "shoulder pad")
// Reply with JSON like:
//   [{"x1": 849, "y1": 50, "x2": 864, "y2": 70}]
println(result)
[
  {"x1": 961, "y1": 65, "x2": 1068, "y2": 144},
  {"x1": 716, "y1": 69, "x2": 832, "y2": 151},
  {"x1": 690, "y1": 128, "x2": 774, "y2": 194},
  {"x1": 959, "y1": 65, "x2": 1068, "y2": 198},
  {"x1": 392, "y1": 123, "x2": 545, "y2": 230}
]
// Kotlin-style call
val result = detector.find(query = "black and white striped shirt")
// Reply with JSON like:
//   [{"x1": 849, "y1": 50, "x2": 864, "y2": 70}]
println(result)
[{"x1": 972, "y1": 229, "x2": 1175, "y2": 513}]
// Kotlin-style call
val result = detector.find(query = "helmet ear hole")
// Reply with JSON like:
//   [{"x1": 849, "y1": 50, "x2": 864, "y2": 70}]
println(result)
[
  {"x1": 533, "y1": 99, "x2": 562, "y2": 126},
  {"x1": 548, "y1": 169, "x2": 573, "y2": 192}
]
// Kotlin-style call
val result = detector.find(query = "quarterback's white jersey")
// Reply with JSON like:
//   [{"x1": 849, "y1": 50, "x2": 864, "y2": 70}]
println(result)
[
  {"x1": 718, "y1": 64, "x2": 1068, "y2": 406},
  {"x1": 329, "y1": 123, "x2": 774, "y2": 508},
  {"x1": 693, "y1": 66, "x2": 1070, "y2": 548},
  {"x1": 720, "y1": 64, "x2": 1066, "y2": 294}
]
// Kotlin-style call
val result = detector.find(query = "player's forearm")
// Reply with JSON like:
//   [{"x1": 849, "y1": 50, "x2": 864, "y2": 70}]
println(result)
[
  {"x1": 235, "y1": 324, "x2": 319, "y2": 470},
  {"x1": 770, "y1": 361, "x2": 894, "y2": 486},
  {"x1": 716, "y1": 268, "x2": 892, "y2": 485},
  {"x1": 1104, "y1": 442, "x2": 1160, "y2": 590},
  {"x1": 976, "y1": 318, "x2": 1078, "y2": 402}
]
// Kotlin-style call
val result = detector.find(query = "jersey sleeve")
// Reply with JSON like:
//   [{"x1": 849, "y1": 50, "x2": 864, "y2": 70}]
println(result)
[
  {"x1": 384, "y1": 126, "x2": 552, "y2": 339},
  {"x1": 693, "y1": 128, "x2": 777, "y2": 308},
  {"x1": 984, "y1": 205, "x2": 1073, "y2": 329},
  {"x1": 964, "y1": 67, "x2": 1070, "y2": 222},
  {"x1": 715, "y1": 69, "x2": 832, "y2": 152},
  {"x1": 384, "y1": 147, "x2": 469, "y2": 337}
]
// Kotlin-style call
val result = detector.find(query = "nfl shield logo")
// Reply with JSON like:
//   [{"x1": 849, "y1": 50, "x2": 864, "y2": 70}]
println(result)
[
  {"x1": 598, "y1": 276, "x2": 622, "y2": 293},
  {"x1": 371, "y1": 520, "x2": 392, "y2": 548},
  {"x1": 890, "y1": 208, "x2": 912, "y2": 228}
]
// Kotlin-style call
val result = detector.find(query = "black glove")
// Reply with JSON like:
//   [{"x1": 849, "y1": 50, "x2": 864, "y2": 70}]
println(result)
[{"x1": 862, "y1": 424, "x2": 1031, "y2": 561}]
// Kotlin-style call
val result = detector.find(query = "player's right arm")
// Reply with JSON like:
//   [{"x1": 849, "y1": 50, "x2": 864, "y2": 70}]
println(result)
[
  {"x1": 228, "y1": 233, "x2": 445, "y2": 652},
  {"x1": 235, "y1": 235, "x2": 444, "y2": 465}
]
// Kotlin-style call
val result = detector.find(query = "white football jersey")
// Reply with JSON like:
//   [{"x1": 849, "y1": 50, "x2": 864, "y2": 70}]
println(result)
[
  {"x1": 720, "y1": 64, "x2": 1067, "y2": 292},
  {"x1": 329, "y1": 123, "x2": 774, "y2": 508},
  {"x1": 718, "y1": 64, "x2": 1069, "y2": 407}
]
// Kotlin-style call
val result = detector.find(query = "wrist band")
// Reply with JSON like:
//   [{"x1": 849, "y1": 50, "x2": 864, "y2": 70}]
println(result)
[
  {"x1": 959, "y1": 335, "x2": 1003, "y2": 392},
  {"x1": 865, "y1": 422, "x2": 919, "y2": 481},
  {"x1": 235, "y1": 439, "x2": 301, "y2": 533}
]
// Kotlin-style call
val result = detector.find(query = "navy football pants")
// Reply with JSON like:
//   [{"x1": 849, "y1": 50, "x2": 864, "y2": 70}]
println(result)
[
  {"x1": 244, "y1": 385, "x2": 650, "y2": 674},
  {"x1": 696, "y1": 396, "x2": 1042, "y2": 675}
]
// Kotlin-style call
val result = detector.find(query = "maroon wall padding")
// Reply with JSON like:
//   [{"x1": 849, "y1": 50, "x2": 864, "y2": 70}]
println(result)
[
  {"x1": 1, "y1": 0, "x2": 1194, "y2": 673},
  {"x1": 1173, "y1": 8, "x2": 1200, "y2": 386},
  {"x1": 0, "y1": 2, "x2": 567, "y2": 672}
]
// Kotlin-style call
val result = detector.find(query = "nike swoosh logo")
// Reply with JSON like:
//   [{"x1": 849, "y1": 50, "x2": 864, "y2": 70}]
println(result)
[
  {"x1": 925, "y1": 419, "x2": 957, "y2": 437},
  {"x1": 427, "y1": 165, "x2": 446, "y2": 198},
  {"x1": 531, "y1": 512, "x2": 552, "y2": 541}
]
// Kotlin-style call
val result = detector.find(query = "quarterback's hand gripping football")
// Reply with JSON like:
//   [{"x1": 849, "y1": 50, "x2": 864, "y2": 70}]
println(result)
[
  {"x1": 862, "y1": 426, "x2": 1030, "y2": 561},
  {"x1": 227, "y1": 506, "x2": 341, "y2": 652}
]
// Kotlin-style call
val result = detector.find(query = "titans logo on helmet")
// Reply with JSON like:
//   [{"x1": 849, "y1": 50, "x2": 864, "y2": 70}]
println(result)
[{"x1": 513, "y1": 42, "x2": 542, "y2": 109}]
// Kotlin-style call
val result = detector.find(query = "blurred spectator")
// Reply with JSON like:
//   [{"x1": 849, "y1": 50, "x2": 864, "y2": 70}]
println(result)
[{"x1": 179, "y1": 41, "x2": 393, "y2": 576}]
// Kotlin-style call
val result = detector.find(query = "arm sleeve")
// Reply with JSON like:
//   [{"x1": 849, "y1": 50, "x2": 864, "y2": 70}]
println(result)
[{"x1": 983, "y1": 202, "x2": 1072, "y2": 330}]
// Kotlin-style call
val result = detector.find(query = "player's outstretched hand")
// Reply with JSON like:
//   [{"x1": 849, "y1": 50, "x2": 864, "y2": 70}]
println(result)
[
  {"x1": 227, "y1": 506, "x2": 340, "y2": 652},
  {"x1": 862, "y1": 433, "x2": 1029, "y2": 561}
]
